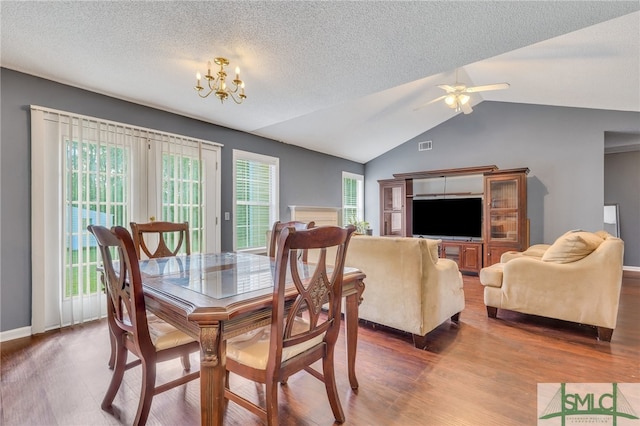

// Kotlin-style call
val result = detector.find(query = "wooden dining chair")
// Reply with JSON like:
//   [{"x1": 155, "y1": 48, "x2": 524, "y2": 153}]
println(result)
[
  {"x1": 88, "y1": 225, "x2": 200, "y2": 426},
  {"x1": 130, "y1": 221, "x2": 190, "y2": 259},
  {"x1": 105, "y1": 221, "x2": 190, "y2": 370},
  {"x1": 268, "y1": 220, "x2": 315, "y2": 261},
  {"x1": 225, "y1": 224, "x2": 356, "y2": 425}
]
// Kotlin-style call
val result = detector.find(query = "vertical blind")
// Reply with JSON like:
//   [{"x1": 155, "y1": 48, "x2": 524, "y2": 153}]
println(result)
[
  {"x1": 31, "y1": 105, "x2": 220, "y2": 332},
  {"x1": 156, "y1": 135, "x2": 205, "y2": 253},
  {"x1": 63, "y1": 118, "x2": 134, "y2": 311}
]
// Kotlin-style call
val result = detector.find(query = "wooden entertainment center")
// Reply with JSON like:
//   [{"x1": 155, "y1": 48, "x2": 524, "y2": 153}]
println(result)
[{"x1": 379, "y1": 165, "x2": 529, "y2": 273}]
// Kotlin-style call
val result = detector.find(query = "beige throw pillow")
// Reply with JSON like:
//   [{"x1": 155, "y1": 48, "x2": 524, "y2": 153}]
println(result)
[{"x1": 541, "y1": 231, "x2": 603, "y2": 264}]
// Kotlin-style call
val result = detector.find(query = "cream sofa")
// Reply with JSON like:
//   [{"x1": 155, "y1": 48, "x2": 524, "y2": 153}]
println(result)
[
  {"x1": 310, "y1": 235, "x2": 465, "y2": 348},
  {"x1": 480, "y1": 230, "x2": 624, "y2": 341}
]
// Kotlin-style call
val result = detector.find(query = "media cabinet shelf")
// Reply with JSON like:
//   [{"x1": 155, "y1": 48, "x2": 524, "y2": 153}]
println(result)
[{"x1": 379, "y1": 165, "x2": 529, "y2": 270}]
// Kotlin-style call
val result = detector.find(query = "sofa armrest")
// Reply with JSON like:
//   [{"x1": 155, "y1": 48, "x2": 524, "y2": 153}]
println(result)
[
  {"x1": 479, "y1": 263, "x2": 503, "y2": 288},
  {"x1": 433, "y1": 258, "x2": 463, "y2": 281},
  {"x1": 420, "y1": 257, "x2": 465, "y2": 333}
]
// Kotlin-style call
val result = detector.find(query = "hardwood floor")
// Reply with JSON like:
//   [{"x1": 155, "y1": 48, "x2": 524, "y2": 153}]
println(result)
[{"x1": 2, "y1": 273, "x2": 638, "y2": 425}]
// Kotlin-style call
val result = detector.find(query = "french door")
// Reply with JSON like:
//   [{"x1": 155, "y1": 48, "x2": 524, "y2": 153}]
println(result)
[{"x1": 31, "y1": 106, "x2": 221, "y2": 332}]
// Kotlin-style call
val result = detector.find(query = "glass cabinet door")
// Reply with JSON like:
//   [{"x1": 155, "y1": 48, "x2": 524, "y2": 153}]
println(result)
[
  {"x1": 383, "y1": 186, "x2": 402, "y2": 211},
  {"x1": 380, "y1": 180, "x2": 405, "y2": 236},
  {"x1": 486, "y1": 176, "x2": 522, "y2": 243},
  {"x1": 483, "y1": 169, "x2": 529, "y2": 267}
]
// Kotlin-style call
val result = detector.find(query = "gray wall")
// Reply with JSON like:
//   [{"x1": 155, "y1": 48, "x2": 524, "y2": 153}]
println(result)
[
  {"x1": 0, "y1": 68, "x2": 363, "y2": 332},
  {"x1": 3, "y1": 68, "x2": 639, "y2": 334},
  {"x1": 364, "y1": 102, "x2": 640, "y2": 266},
  {"x1": 605, "y1": 150, "x2": 640, "y2": 266}
]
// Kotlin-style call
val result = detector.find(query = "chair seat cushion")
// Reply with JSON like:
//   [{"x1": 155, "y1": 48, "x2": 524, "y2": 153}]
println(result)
[
  {"x1": 479, "y1": 263, "x2": 504, "y2": 288},
  {"x1": 226, "y1": 317, "x2": 325, "y2": 370},
  {"x1": 541, "y1": 231, "x2": 604, "y2": 264},
  {"x1": 147, "y1": 314, "x2": 196, "y2": 351}
]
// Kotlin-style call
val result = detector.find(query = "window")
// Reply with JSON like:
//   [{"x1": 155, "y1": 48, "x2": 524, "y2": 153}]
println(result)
[
  {"x1": 233, "y1": 150, "x2": 279, "y2": 251},
  {"x1": 64, "y1": 135, "x2": 131, "y2": 299},
  {"x1": 342, "y1": 172, "x2": 364, "y2": 225},
  {"x1": 31, "y1": 106, "x2": 221, "y2": 332},
  {"x1": 152, "y1": 136, "x2": 219, "y2": 254}
]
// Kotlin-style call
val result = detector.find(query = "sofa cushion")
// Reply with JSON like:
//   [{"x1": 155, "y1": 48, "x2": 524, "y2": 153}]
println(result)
[
  {"x1": 541, "y1": 231, "x2": 603, "y2": 264},
  {"x1": 595, "y1": 230, "x2": 612, "y2": 240},
  {"x1": 501, "y1": 244, "x2": 551, "y2": 263},
  {"x1": 523, "y1": 244, "x2": 551, "y2": 258}
]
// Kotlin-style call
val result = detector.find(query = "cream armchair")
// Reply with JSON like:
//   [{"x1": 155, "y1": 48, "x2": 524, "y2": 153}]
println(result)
[
  {"x1": 480, "y1": 231, "x2": 624, "y2": 341},
  {"x1": 308, "y1": 235, "x2": 465, "y2": 348}
]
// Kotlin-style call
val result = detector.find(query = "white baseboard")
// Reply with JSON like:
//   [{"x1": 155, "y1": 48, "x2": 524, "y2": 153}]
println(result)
[
  {"x1": 624, "y1": 265, "x2": 640, "y2": 272},
  {"x1": 0, "y1": 326, "x2": 32, "y2": 343}
]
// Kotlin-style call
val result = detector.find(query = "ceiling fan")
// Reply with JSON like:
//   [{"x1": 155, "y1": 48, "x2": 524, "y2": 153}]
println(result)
[{"x1": 416, "y1": 70, "x2": 510, "y2": 114}]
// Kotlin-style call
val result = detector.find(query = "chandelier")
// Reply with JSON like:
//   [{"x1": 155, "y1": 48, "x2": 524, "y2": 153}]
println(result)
[{"x1": 194, "y1": 57, "x2": 246, "y2": 104}]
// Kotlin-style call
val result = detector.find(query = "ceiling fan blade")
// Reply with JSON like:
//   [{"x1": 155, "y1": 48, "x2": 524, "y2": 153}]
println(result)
[
  {"x1": 461, "y1": 102, "x2": 473, "y2": 114},
  {"x1": 465, "y1": 83, "x2": 510, "y2": 93},
  {"x1": 437, "y1": 84, "x2": 457, "y2": 93},
  {"x1": 413, "y1": 95, "x2": 447, "y2": 111}
]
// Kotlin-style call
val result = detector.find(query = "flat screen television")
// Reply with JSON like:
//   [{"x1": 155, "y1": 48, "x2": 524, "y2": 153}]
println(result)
[{"x1": 412, "y1": 197, "x2": 482, "y2": 239}]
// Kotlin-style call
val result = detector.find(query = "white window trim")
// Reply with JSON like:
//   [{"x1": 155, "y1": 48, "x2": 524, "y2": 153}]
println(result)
[{"x1": 232, "y1": 149, "x2": 279, "y2": 252}]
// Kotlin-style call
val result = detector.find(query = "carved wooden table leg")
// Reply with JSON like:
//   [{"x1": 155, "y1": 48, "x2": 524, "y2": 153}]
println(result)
[
  {"x1": 345, "y1": 277, "x2": 365, "y2": 390},
  {"x1": 199, "y1": 322, "x2": 225, "y2": 426}
]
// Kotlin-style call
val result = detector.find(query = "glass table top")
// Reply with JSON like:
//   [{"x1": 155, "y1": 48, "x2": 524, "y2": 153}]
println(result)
[{"x1": 139, "y1": 252, "x2": 309, "y2": 300}]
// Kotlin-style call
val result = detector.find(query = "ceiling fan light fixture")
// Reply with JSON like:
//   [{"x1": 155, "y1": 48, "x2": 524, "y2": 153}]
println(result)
[
  {"x1": 444, "y1": 94, "x2": 456, "y2": 106},
  {"x1": 416, "y1": 71, "x2": 509, "y2": 114}
]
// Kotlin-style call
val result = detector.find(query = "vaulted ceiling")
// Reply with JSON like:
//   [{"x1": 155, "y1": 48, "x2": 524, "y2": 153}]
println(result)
[{"x1": 2, "y1": 2, "x2": 639, "y2": 162}]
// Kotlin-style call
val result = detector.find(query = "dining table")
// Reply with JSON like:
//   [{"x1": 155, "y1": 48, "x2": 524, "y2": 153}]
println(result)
[{"x1": 137, "y1": 251, "x2": 366, "y2": 426}]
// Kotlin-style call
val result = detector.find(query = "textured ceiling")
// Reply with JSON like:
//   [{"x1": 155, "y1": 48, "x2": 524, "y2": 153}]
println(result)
[{"x1": 2, "y1": 2, "x2": 639, "y2": 163}]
